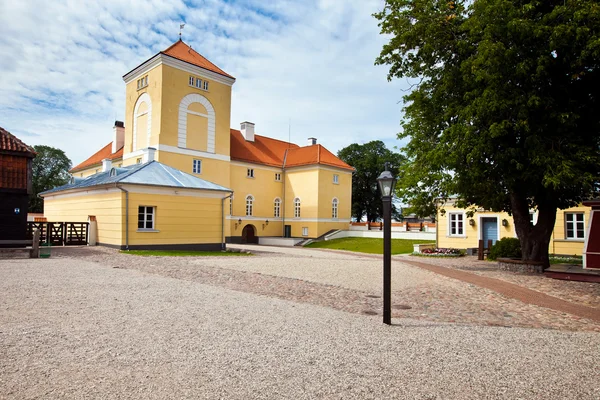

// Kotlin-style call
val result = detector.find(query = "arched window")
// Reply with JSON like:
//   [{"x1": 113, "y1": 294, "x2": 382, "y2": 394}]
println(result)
[
  {"x1": 294, "y1": 198, "x2": 301, "y2": 218},
  {"x1": 332, "y1": 198, "x2": 338, "y2": 219},
  {"x1": 178, "y1": 93, "x2": 216, "y2": 152},
  {"x1": 133, "y1": 92, "x2": 152, "y2": 151},
  {"x1": 274, "y1": 198, "x2": 281, "y2": 218},
  {"x1": 246, "y1": 195, "x2": 254, "y2": 216}
]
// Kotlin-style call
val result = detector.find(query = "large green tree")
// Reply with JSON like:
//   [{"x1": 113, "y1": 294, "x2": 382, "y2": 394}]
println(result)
[
  {"x1": 375, "y1": 0, "x2": 600, "y2": 268},
  {"x1": 30, "y1": 145, "x2": 72, "y2": 212},
  {"x1": 338, "y1": 140, "x2": 404, "y2": 222}
]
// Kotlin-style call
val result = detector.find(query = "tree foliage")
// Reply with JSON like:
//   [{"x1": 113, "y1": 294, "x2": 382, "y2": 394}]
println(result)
[
  {"x1": 337, "y1": 140, "x2": 404, "y2": 222},
  {"x1": 30, "y1": 145, "x2": 72, "y2": 212},
  {"x1": 375, "y1": 0, "x2": 600, "y2": 266}
]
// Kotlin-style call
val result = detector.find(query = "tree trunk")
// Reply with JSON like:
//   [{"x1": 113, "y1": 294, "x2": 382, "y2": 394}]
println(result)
[{"x1": 510, "y1": 193, "x2": 557, "y2": 270}]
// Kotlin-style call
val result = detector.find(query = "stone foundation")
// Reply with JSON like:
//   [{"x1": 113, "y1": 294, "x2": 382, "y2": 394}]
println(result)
[{"x1": 497, "y1": 258, "x2": 544, "y2": 274}]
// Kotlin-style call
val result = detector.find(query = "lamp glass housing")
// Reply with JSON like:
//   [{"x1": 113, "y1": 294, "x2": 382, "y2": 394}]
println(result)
[{"x1": 377, "y1": 170, "x2": 396, "y2": 199}]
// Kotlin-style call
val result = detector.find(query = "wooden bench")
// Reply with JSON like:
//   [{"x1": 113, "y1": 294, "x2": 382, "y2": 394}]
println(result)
[{"x1": 0, "y1": 230, "x2": 41, "y2": 258}]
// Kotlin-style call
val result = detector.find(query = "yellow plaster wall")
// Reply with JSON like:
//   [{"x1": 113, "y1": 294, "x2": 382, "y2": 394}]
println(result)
[
  {"x1": 550, "y1": 206, "x2": 591, "y2": 256},
  {"x1": 156, "y1": 151, "x2": 231, "y2": 190},
  {"x1": 229, "y1": 163, "x2": 283, "y2": 219},
  {"x1": 285, "y1": 169, "x2": 319, "y2": 219},
  {"x1": 124, "y1": 65, "x2": 163, "y2": 158},
  {"x1": 43, "y1": 191, "x2": 123, "y2": 246},
  {"x1": 317, "y1": 169, "x2": 352, "y2": 220},
  {"x1": 135, "y1": 105, "x2": 149, "y2": 151},
  {"x1": 186, "y1": 113, "x2": 208, "y2": 152},
  {"x1": 126, "y1": 192, "x2": 224, "y2": 246},
  {"x1": 158, "y1": 64, "x2": 232, "y2": 156}
]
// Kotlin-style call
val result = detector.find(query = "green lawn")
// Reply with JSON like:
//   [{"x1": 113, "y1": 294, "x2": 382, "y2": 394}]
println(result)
[
  {"x1": 119, "y1": 250, "x2": 252, "y2": 257},
  {"x1": 306, "y1": 237, "x2": 435, "y2": 255}
]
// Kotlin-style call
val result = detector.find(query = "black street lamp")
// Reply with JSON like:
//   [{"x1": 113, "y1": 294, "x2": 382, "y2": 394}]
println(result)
[{"x1": 377, "y1": 163, "x2": 397, "y2": 325}]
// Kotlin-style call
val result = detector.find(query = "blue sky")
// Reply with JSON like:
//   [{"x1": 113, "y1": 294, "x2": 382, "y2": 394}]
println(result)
[{"x1": 0, "y1": 0, "x2": 409, "y2": 166}]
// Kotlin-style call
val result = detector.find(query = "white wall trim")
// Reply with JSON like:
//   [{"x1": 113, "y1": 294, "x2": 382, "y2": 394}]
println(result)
[
  {"x1": 122, "y1": 184, "x2": 229, "y2": 198},
  {"x1": 133, "y1": 93, "x2": 152, "y2": 151},
  {"x1": 41, "y1": 187, "x2": 121, "y2": 200},
  {"x1": 156, "y1": 144, "x2": 230, "y2": 162},
  {"x1": 446, "y1": 211, "x2": 467, "y2": 238},
  {"x1": 230, "y1": 161, "x2": 283, "y2": 172},
  {"x1": 178, "y1": 93, "x2": 216, "y2": 151},
  {"x1": 123, "y1": 54, "x2": 236, "y2": 87},
  {"x1": 122, "y1": 149, "x2": 146, "y2": 161}
]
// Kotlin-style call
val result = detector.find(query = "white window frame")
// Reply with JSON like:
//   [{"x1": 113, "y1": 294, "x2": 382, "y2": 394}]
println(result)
[
  {"x1": 246, "y1": 195, "x2": 254, "y2": 216},
  {"x1": 196, "y1": 78, "x2": 202, "y2": 89},
  {"x1": 230, "y1": 198, "x2": 233, "y2": 216},
  {"x1": 273, "y1": 198, "x2": 281, "y2": 218},
  {"x1": 138, "y1": 206, "x2": 156, "y2": 231},
  {"x1": 333, "y1": 174, "x2": 339, "y2": 184},
  {"x1": 565, "y1": 212, "x2": 585, "y2": 240},
  {"x1": 189, "y1": 76, "x2": 195, "y2": 86},
  {"x1": 294, "y1": 198, "x2": 301, "y2": 218},
  {"x1": 247, "y1": 168, "x2": 254, "y2": 178},
  {"x1": 302, "y1": 227, "x2": 308, "y2": 236},
  {"x1": 447, "y1": 212, "x2": 466, "y2": 237},
  {"x1": 193, "y1": 159, "x2": 202, "y2": 174},
  {"x1": 332, "y1": 198, "x2": 338, "y2": 219},
  {"x1": 203, "y1": 80, "x2": 209, "y2": 90},
  {"x1": 275, "y1": 173, "x2": 281, "y2": 182}
]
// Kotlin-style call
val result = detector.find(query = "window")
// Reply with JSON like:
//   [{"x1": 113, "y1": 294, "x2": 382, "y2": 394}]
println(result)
[
  {"x1": 196, "y1": 78, "x2": 202, "y2": 89},
  {"x1": 275, "y1": 173, "x2": 281, "y2": 181},
  {"x1": 138, "y1": 206, "x2": 155, "y2": 230},
  {"x1": 246, "y1": 195, "x2": 254, "y2": 216},
  {"x1": 294, "y1": 198, "x2": 301, "y2": 218},
  {"x1": 203, "y1": 80, "x2": 209, "y2": 90},
  {"x1": 137, "y1": 75, "x2": 148, "y2": 90},
  {"x1": 193, "y1": 159, "x2": 202, "y2": 174},
  {"x1": 565, "y1": 212, "x2": 585, "y2": 239},
  {"x1": 95, "y1": 169, "x2": 99, "y2": 174},
  {"x1": 189, "y1": 76, "x2": 195, "y2": 86},
  {"x1": 448, "y1": 213, "x2": 464, "y2": 236},
  {"x1": 302, "y1": 227, "x2": 308, "y2": 236},
  {"x1": 529, "y1": 212, "x2": 536, "y2": 226},
  {"x1": 80, "y1": 173, "x2": 83, "y2": 177},
  {"x1": 136, "y1": 158, "x2": 142, "y2": 164},
  {"x1": 274, "y1": 198, "x2": 281, "y2": 218},
  {"x1": 332, "y1": 198, "x2": 338, "y2": 219},
  {"x1": 333, "y1": 174, "x2": 339, "y2": 184},
  {"x1": 247, "y1": 168, "x2": 254, "y2": 178},
  {"x1": 230, "y1": 198, "x2": 233, "y2": 215}
]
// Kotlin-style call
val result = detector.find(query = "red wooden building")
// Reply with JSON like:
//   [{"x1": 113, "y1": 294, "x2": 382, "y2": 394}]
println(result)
[{"x1": 0, "y1": 127, "x2": 36, "y2": 244}]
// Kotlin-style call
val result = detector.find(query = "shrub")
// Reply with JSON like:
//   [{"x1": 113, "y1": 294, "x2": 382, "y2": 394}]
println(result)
[{"x1": 488, "y1": 238, "x2": 521, "y2": 260}]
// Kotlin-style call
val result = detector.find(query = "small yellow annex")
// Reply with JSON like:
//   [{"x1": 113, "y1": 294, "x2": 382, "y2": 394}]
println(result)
[
  {"x1": 41, "y1": 40, "x2": 353, "y2": 250},
  {"x1": 437, "y1": 199, "x2": 591, "y2": 256}
]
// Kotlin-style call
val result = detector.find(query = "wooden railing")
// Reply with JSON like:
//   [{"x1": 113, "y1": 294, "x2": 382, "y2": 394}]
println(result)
[{"x1": 26, "y1": 222, "x2": 89, "y2": 246}]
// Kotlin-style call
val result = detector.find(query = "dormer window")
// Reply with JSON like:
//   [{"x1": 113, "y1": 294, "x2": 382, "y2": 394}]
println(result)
[{"x1": 137, "y1": 75, "x2": 148, "y2": 90}]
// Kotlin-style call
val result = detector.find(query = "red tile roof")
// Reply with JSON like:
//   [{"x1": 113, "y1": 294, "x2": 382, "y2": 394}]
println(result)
[
  {"x1": 230, "y1": 129, "x2": 298, "y2": 167},
  {"x1": 0, "y1": 127, "x2": 35, "y2": 156},
  {"x1": 162, "y1": 40, "x2": 234, "y2": 79},
  {"x1": 230, "y1": 129, "x2": 353, "y2": 171},
  {"x1": 70, "y1": 142, "x2": 123, "y2": 172}
]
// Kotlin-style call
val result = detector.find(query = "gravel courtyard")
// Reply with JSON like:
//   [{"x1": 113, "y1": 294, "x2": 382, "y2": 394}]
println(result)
[{"x1": 1, "y1": 247, "x2": 599, "y2": 398}]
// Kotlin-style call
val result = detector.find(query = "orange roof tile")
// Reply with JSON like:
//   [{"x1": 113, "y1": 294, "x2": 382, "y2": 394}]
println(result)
[
  {"x1": 285, "y1": 144, "x2": 354, "y2": 171},
  {"x1": 70, "y1": 142, "x2": 123, "y2": 172},
  {"x1": 162, "y1": 40, "x2": 234, "y2": 79},
  {"x1": 0, "y1": 127, "x2": 35, "y2": 156},
  {"x1": 230, "y1": 129, "x2": 298, "y2": 167},
  {"x1": 230, "y1": 129, "x2": 353, "y2": 171}
]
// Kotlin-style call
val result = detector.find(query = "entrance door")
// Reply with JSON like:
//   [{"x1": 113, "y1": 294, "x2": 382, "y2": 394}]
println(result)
[
  {"x1": 241, "y1": 224, "x2": 258, "y2": 244},
  {"x1": 284, "y1": 225, "x2": 291, "y2": 238},
  {"x1": 481, "y1": 218, "x2": 498, "y2": 247}
]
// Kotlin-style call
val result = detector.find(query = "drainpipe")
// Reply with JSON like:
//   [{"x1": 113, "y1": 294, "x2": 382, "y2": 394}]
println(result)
[
  {"x1": 222, "y1": 192, "x2": 234, "y2": 250},
  {"x1": 116, "y1": 184, "x2": 129, "y2": 250},
  {"x1": 282, "y1": 150, "x2": 288, "y2": 237}
]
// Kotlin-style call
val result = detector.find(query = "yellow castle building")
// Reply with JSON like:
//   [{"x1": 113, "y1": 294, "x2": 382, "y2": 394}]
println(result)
[{"x1": 41, "y1": 40, "x2": 353, "y2": 250}]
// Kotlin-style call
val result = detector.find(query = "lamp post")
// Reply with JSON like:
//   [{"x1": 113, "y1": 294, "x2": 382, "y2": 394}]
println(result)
[{"x1": 377, "y1": 163, "x2": 397, "y2": 325}]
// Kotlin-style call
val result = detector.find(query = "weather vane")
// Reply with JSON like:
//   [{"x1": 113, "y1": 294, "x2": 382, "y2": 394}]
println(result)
[{"x1": 179, "y1": 23, "x2": 185, "y2": 40}]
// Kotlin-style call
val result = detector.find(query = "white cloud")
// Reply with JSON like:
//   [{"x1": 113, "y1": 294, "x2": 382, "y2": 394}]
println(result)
[{"x1": 0, "y1": 0, "x2": 409, "y2": 166}]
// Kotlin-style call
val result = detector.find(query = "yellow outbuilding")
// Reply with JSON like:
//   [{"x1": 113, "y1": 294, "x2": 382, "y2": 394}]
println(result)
[
  {"x1": 437, "y1": 200, "x2": 591, "y2": 256},
  {"x1": 47, "y1": 39, "x2": 353, "y2": 248}
]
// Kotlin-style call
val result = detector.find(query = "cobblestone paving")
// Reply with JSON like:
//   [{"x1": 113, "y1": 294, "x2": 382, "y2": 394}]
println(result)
[
  {"x1": 51, "y1": 246, "x2": 600, "y2": 332},
  {"x1": 402, "y1": 255, "x2": 600, "y2": 309}
]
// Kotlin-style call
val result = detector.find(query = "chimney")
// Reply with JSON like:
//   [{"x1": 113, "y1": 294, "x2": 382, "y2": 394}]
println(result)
[
  {"x1": 102, "y1": 158, "x2": 112, "y2": 172},
  {"x1": 112, "y1": 121, "x2": 125, "y2": 153},
  {"x1": 307, "y1": 137, "x2": 317, "y2": 146},
  {"x1": 142, "y1": 147, "x2": 156, "y2": 163},
  {"x1": 241, "y1": 121, "x2": 255, "y2": 142}
]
